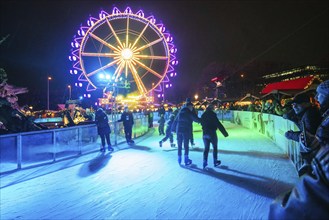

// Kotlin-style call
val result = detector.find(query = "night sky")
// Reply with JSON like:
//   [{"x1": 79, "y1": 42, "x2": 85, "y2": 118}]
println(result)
[{"x1": 1, "y1": 0, "x2": 328, "y2": 107}]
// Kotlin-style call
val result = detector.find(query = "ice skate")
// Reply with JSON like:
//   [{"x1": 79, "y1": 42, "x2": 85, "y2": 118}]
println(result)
[
  {"x1": 184, "y1": 155, "x2": 192, "y2": 166},
  {"x1": 178, "y1": 156, "x2": 182, "y2": 165},
  {"x1": 159, "y1": 141, "x2": 162, "y2": 147},
  {"x1": 170, "y1": 143, "x2": 176, "y2": 148},
  {"x1": 203, "y1": 160, "x2": 208, "y2": 169},
  {"x1": 100, "y1": 147, "x2": 105, "y2": 152},
  {"x1": 214, "y1": 160, "x2": 221, "y2": 167},
  {"x1": 108, "y1": 145, "x2": 114, "y2": 152}
]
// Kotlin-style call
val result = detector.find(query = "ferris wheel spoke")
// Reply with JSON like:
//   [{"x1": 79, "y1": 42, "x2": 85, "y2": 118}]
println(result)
[
  {"x1": 113, "y1": 61, "x2": 125, "y2": 81},
  {"x1": 134, "y1": 54, "x2": 168, "y2": 60},
  {"x1": 81, "y1": 52, "x2": 118, "y2": 57},
  {"x1": 134, "y1": 59, "x2": 163, "y2": 79},
  {"x1": 86, "y1": 59, "x2": 120, "y2": 77},
  {"x1": 126, "y1": 16, "x2": 130, "y2": 47},
  {"x1": 104, "y1": 60, "x2": 124, "y2": 89},
  {"x1": 125, "y1": 62, "x2": 129, "y2": 78},
  {"x1": 106, "y1": 17, "x2": 124, "y2": 49},
  {"x1": 131, "y1": 21, "x2": 150, "y2": 48},
  {"x1": 133, "y1": 38, "x2": 164, "y2": 53},
  {"x1": 89, "y1": 32, "x2": 119, "y2": 52},
  {"x1": 128, "y1": 62, "x2": 148, "y2": 95}
]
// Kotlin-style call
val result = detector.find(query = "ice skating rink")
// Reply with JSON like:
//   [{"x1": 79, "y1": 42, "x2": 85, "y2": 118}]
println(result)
[{"x1": 0, "y1": 122, "x2": 299, "y2": 219}]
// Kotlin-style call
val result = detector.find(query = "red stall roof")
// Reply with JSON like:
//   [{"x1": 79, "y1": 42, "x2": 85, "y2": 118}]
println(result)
[{"x1": 261, "y1": 76, "x2": 317, "y2": 94}]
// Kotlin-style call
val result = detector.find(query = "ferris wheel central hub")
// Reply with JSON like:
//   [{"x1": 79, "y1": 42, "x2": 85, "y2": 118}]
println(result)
[{"x1": 121, "y1": 48, "x2": 133, "y2": 60}]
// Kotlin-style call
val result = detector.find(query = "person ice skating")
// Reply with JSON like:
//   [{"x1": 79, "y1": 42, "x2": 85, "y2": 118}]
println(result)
[
  {"x1": 95, "y1": 107, "x2": 113, "y2": 152},
  {"x1": 158, "y1": 105, "x2": 165, "y2": 117},
  {"x1": 148, "y1": 110, "x2": 153, "y2": 128},
  {"x1": 184, "y1": 98, "x2": 197, "y2": 147},
  {"x1": 158, "y1": 114, "x2": 165, "y2": 135},
  {"x1": 159, "y1": 114, "x2": 176, "y2": 148},
  {"x1": 190, "y1": 106, "x2": 198, "y2": 146},
  {"x1": 117, "y1": 106, "x2": 135, "y2": 144},
  {"x1": 172, "y1": 101, "x2": 200, "y2": 165},
  {"x1": 201, "y1": 104, "x2": 228, "y2": 169}
]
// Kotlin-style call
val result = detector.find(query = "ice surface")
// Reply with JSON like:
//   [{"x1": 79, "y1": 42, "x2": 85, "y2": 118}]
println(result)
[{"x1": 0, "y1": 122, "x2": 299, "y2": 219}]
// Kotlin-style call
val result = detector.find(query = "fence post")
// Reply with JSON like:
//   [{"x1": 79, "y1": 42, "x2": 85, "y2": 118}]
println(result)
[
  {"x1": 78, "y1": 127, "x2": 82, "y2": 155},
  {"x1": 17, "y1": 134, "x2": 22, "y2": 169},
  {"x1": 53, "y1": 130, "x2": 56, "y2": 162}
]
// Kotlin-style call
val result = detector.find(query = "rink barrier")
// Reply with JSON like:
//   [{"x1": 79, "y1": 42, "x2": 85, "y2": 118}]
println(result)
[
  {"x1": 0, "y1": 113, "x2": 149, "y2": 174},
  {"x1": 1, "y1": 110, "x2": 301, "y2": 174},
  {"x1": 215, "y1": 110, "x2": 301, "y2": 171}
]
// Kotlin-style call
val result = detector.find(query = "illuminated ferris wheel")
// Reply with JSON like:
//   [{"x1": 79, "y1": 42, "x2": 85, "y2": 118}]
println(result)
[{"x1": 69, "y1": 7, "x2": 178, "y2": 98}]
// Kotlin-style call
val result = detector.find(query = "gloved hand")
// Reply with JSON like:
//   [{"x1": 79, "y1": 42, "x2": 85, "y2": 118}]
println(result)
[{"x1": 285, "y1": 130, "x2": 294, "y2": 140}]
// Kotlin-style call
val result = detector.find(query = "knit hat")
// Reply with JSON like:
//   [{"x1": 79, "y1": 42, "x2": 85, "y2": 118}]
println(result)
[{"x1": 317, "y1": 80, "x2": 329, "y2": 96}]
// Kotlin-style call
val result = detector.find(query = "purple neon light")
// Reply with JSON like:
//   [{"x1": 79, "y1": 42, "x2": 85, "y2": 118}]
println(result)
[{"x1": 69, "y1": 6, "x2": 178, "y2": 95}]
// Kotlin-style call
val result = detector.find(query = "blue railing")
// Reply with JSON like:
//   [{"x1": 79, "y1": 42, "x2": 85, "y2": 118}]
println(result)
[
  {"x1": 0, "y1": 113, "x2": 149, "y2": 174},
  {"x1": 0, "y1": 110, "x2": 300, "y2": 174}
]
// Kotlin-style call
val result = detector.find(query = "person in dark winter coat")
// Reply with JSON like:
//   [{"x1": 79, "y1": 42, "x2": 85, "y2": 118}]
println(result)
[
  {"x1": 201, "y1": 104, "x2": 229, "y2": 168},
  {"x1": 159, "y1": 114, "x2": 175, "y2": 148},
  {"x1": 158, "y1": 114, "x2": 165, "y2": 135},
  {"x1": 171, "y1": 101, "x2": 200, "y2": 165},
  {"x1": 95, "y1": 108, "x2": 113, "y2": 152},
  {"x1": 158, "y1": 106, "x2": 165, "y2": 117},
  {"x1": 185, "y1": 98, "x2": 197, "y2": 146},
  {"x1": 269, "y1": 80, "x2": 329, "y2": 220},
  {"x1": 148, "y1": 110, "x2": 153, "y2": 128},
  {"x1": 314, "y1": 80, "x2": 329, "y2": 146},
  {"x1": 117, "y1": 106, "x2": 134, "y2": 144},
  {"x1": 284, "y1": 92, "x2": 322, "y2": 176}
]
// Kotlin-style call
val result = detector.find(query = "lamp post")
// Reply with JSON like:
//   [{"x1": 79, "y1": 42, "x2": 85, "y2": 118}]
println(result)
[
  {"x1": 68, "y1": 85, "x2": 71, "y2": 100},
  {"x1": 47, "y1": 76, "x2": 52, "y2": 110}
]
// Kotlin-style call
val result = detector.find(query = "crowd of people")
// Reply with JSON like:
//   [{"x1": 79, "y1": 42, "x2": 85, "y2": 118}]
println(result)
[
  {"x1": 94, "y1": 80, "x2": 328, "y2": 219},
  {"x1": 269, "y1": 80, "x2": 329, "y2": 219}
]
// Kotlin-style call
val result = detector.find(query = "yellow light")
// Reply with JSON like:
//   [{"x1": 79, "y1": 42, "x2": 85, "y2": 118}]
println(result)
[{"x1": 121, "y1": 48, "x2": 133, "y2": 60}]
